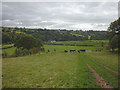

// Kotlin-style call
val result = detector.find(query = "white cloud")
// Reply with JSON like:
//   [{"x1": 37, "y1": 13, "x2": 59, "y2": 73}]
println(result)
[
  {"x1": 2, "y1": 2, "x2": 118, "y2": 30},
  {"x1": 70, "y1": 23, "x2": 93, "y2": 30}
]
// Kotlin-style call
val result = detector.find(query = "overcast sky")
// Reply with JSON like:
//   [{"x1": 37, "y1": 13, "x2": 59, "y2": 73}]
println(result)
[{"x1": 2, "y1": 2, "x2": 118, "y2": 30}]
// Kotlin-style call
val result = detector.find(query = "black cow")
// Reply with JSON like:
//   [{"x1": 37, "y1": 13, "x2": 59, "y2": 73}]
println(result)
[
  {"x1": 64, "y1": 50, "x2": 68, "y2": 53},
  {"x1": 48, "y1": 50, "x2": 50, "y2": 52},
  {"x1": 70, "y1": 50, "x2": 76, "y2": 53},
  {"x1": 78, "y1": 50, "x2": 80, "y2": 53},
  {"x1": 80, "y1": 49, "x2": 86, "y2": 52}
]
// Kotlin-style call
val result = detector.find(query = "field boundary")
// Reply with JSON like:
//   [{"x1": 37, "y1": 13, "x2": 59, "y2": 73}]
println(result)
[
  {"x1": 1, "y1": 46, "x2": 14, "y2": 49},
  {"x1": 47, "y1": 44, "x2": 94, "y2": 46}
]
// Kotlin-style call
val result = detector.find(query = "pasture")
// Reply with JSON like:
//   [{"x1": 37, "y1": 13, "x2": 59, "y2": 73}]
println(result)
[
  {"x1": 2, "y1": 40, "x2": 118, "y2": 88},
  {"x1": 2, "y1": 53, "x2": 100, "y2": 88},
  {"x1": 55, "y1": 40, "x2": 108, "y2": 46}
]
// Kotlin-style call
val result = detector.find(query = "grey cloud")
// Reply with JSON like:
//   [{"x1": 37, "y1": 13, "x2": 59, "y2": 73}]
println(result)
[
  {"x1": 119, "y1": 1, "x2": 120, "y2": 17},
  {"x1": 2, "y1": 2, "x2": 118, "y2": 30}
]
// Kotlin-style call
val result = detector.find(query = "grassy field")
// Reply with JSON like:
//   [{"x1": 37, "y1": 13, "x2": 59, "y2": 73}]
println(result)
[
  {"x1": 2, "y1": 40, "x2": 118, "y2": 88},
  {"x1": 85, "y1": 52, "x2": 118, "y2": 71},
  {"x1": 2, "y1": 44, "x2": 14, "y2": 48},
  {"x1": 80, "y1": 53, "x2": 118, "y2": 88},
  {"x1": 2, "y1": 44, "x2": 15, "y2": 56},
  {"x1": 44, "y1": 45, "x2": 104, "y2": 53},
  {"x1": 2, "y1": 53, "x2": 99, "y2": 88},
  {"x1": 55, "y1": 40, "x2": 109, "y2": 47},
  {"x1": 2, "y1": 47, "x2": 16, "y2": 56},
  {"x1": 2, "y1": 40, "x2": 107, "y2": 56}
]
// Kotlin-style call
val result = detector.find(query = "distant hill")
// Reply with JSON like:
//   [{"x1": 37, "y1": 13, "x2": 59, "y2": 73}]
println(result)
[{"x1": 2, "y1": 27, "x2": 108, "y2": 44}]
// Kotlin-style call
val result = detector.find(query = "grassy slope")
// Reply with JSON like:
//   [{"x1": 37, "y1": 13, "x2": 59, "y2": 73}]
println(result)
[
  {"x1": 2, "y1": 44, "x2": 100, "y2": 56},
  {"x1": 2, "y1": 40, "x2": 118, "y2": 88},
  {"x1": 2, "y1": 47, "x2": 16, "y2": 56},
  {"x1": 85, "y1": 51, "x2": 118, "y2": 71},
  {"x1": 2, "y1": 40, "x2": 108, "y2": 56},
  {"x1": 81, "y1": 53, "x2": 118, "y2": 88},
  {"x1": 2, "y1": 53, "x2": 99, "y2": 88},
  {"x1": 2, "y1": 44, "x2": 14, "y2": 48},
  {"x1": 44, "y1": 45, "x2": 102, "y2": 53},
  {"x1": 55, "y1": 40, "x2": 108, "y2": 47}
]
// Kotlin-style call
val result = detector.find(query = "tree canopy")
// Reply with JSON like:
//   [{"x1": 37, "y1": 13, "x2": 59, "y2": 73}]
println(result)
[
  {"x1": 15, "y1": 35, "x2": 43, "y2": 50},
  {"x1": 2, "y1": 27, "x2": 107, "y2": 44},
  {"x1": 107, "y1": 17, "x2": 120, "y2": 51}
]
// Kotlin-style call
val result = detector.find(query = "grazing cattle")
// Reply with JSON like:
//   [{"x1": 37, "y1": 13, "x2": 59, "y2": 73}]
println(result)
[
  {"x1": 78, "y1": 50, "x2": 80, "y2": 53},
  {"x1": 80, "y1": 49, "x2": 86, "y2": 52},
  {"x1": 70, "y1": 50, "x2": 76, "y2": 53},
  {"x1": 48, "y1": 50, "x2": 50, "y2": 52},
  {"x1": 64, "y1": 50, "x2": 68, "y2": 53}
]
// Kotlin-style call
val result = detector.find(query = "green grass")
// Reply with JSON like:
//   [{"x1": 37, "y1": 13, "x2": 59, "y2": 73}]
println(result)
[
  {"x1": 55, "y1": 40, "x2": 109, "y2": 47},
  {"x1": 85, "y1": 51, "x2": 118, "y2": 71},
  {"x1": 2, "y1": 47, "x2": 16, "y2": 56},
  {"x1": 72, "y1": 34, "x2": 85, "y2": 37},
  {"x1": 2, "y1": 40, "x2": 108, "y2": 56},
  {"x1": 2, "y1": 44, "x2": 14, "y2": 48},
  {"x1": 2, "y1": 53, "x2": 99, "y2": 88},
  {"x1": 2, "y1": 40, "x2": 118, "y2": 88},
  {"x1": 80, "y1": 53, "x2": 118, "y2": 88},
  {"x1": 3, "y1": 51, "x2": 118, "y2": 88},
  {"x1": 44, "y1": 45, "x2": 103, "y2": 53}
]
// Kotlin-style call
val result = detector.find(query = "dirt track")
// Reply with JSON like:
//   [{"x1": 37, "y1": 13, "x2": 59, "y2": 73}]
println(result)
[
  {"x1": 88, "y1": 58, "x2": 119, "y2": 75},
  {"x1": 86, "y1": 63, "x2": 113, "y2": 88}
]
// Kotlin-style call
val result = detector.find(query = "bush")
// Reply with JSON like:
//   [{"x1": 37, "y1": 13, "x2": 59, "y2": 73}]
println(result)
[
  {"x1": 15, "y1": 47, "x2": 44, "y2": 56},
  {"x1": 15, "y1": 48, "x2": 29, "y2": 57},
  {"x1": 15, "y1": 35, "x2": 43, "y2": 50},
  {"x1": 40, "y1": 47, "x2": 45, "y2": 52}
]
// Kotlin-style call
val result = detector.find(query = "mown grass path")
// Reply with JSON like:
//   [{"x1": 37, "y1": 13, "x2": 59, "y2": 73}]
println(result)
[
  {"x1": 85, "y1": 52, "x2": 118, "y2": 71},
  {"x1": 86, "y1": 63, "x2": 113, "y2": 88},
  {"x1": 79, "y1": 53, "x2": 118, "y2": 88},
  {"x1": 86, "y1": 57, "x2": 119, "y2": 75}
]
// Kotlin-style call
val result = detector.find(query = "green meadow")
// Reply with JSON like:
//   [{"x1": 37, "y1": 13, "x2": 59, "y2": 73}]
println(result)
[
  {"x1": 2, "y1": 40, "x2": 118, "y2": 88},
  {"x1": 55, "y1": 40, "x2": 109, "y2": 46}
]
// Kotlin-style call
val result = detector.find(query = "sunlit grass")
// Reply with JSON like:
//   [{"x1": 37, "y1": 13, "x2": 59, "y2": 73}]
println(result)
[
  {"x1": 81, "y1": 53, "x2": 118, "y2": 88},
  {"x1": 2, "y1": 53, "x2": 99, "y2": 88},
  {"x1": 85, "y1": 51, "x2": 118, "y2": 71}
]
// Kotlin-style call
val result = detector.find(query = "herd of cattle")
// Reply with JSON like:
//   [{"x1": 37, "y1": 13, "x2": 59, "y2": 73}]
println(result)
[
  {"x1": 47, "y1": 49, "x2": 86, "y2": 53},
  {"x1": 47, "y1": 49, "x2": 104, "y2": 53},
  {"x1": 64, "y1": 49, "x2": 86, "y2": 53}
]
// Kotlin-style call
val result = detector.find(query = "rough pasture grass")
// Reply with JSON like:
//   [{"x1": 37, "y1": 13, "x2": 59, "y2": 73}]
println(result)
[
  {"x1": 2, "y1": 47, "x2": 16, "y2": 56},
  {"x1": 2, "y1": 40, "x2": 108, "y2": 56},
  {"x1": 44, "y1": 45, "x2": 102, "y2": 53},
  {"x1": 2, "y1": 43, "x2": 118, "y2": 88},
  {"x1": 80, "y1": 53, "x2": 118, "y2": 88},
  {"x1": 2, "y1": 53, "x2": 99, "y2": 88},
  {"x1": 85, "y1": 51, "x2": 118, "y2": 71},
  {"x1": 55, "y1": 40, "x2": 109, "y2": 47},
  {"x1": 2, "y1": 44, "x2": 14, "y2": 48}
]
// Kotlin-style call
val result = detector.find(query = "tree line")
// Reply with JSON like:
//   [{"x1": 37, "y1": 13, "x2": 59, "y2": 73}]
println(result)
[
  {"x1": 107, "y1": 17, "x2": 120, "y2": 52},
  {"x1": 2, "y1": 17, "x2": 120, "y2": 54},
  {"x1": 2, "y1": 27, "x2": 107, "y2": 44}
]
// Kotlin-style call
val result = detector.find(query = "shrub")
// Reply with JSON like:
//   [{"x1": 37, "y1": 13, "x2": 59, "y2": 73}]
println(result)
[
  {"x1": 15, "y1": 48, "x2": 30, "y2": 57},
  {"x1": 15, "y1": 35, "x2": 43, "y2": 50},
  {"x1": 2, "y1": 51, "x2": 8, "y2": 57}
]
